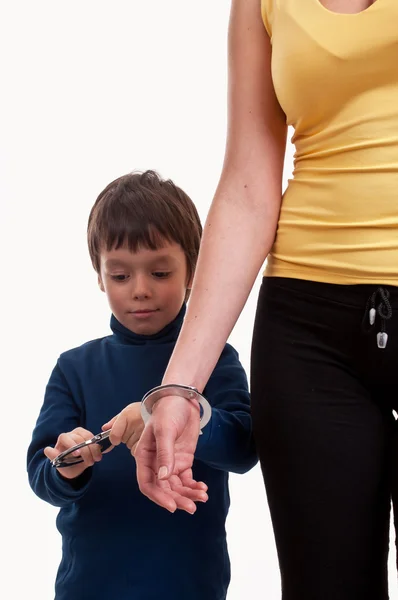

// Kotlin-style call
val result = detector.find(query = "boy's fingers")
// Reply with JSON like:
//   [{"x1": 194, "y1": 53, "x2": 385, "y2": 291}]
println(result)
[
  {"x1": 126, "y1": 428, "x2": 143, "y2": 451},
  {"x1": 121, "y1": 409, "x2": 142, "y2": 444},
  {"x1": 102, "y1": 415, "x2": 118, "y2": 431},
  {"x1": 56, "y1": 433, "x2": 83, "y2": 454},
  {"x1": 44, "y1": 446, "x2": 58, "y2": 460},
  {"x1": 75, "y1": 445, "x2": 95, "y2": 466},
  {"x1": 88, "y1": 442, "x2": 103, "y2": 463},
  {"x1": 109, "y1": 413, "x2": 127, "y2": 446},
  {"x1": 72, "y1": 427, "x2": 94, "y2": 438},
  {"x1": 71, "y1": 428, "x2": 104, "y2": 461},
  {"x1": 68, "y1": 432, "x2": 95, "y2": 466},
  {"x1": 102, "y1": 443, "x2": 114, "y2": 455}
]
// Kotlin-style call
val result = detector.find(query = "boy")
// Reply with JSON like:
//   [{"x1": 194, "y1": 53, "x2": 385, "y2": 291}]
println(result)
[{"x1": 27, "y1": 170, "x2": 257, "y2": 600}]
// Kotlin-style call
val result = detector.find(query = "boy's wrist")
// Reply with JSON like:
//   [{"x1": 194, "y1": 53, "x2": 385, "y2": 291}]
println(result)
[{"x1": 55, "y1": 467, "x2": 92, "y2": 490}]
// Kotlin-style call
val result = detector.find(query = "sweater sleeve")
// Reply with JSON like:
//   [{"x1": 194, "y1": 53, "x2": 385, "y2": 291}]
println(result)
[
  {"x1": 194, "y1": 344, "x2": 258, "y2": 474},
  {"x1": 27, "y1": 360, "x2": 92, "y2": 507}
]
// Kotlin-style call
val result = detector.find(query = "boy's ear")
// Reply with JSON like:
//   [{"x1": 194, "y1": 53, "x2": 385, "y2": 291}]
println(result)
[
  {"x1": 187, "y1": 273, "x2": 194, "y2": 290},
  {"x1": 98, "y1": 274, "x2": 105, "y2": 292},
  {"x1": 185, "y1": 274, "x2": 194, "y2": 302}
]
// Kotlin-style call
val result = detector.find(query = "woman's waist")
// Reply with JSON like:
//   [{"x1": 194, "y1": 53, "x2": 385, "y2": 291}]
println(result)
[
  {"x1": 280, "y1": 175, "x2": 398, "y2": 226},
  {"x1": 269, "y1": 180, "x2": 398, "y2": 284},
  {"x1": 265, "y1": 249, "x2": 398, "y2": 286}
]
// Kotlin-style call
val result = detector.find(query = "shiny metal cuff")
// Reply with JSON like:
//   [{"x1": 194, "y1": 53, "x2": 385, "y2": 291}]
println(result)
[{"x1": 140, "y1": 384, "x2": 212, "y2": 434}]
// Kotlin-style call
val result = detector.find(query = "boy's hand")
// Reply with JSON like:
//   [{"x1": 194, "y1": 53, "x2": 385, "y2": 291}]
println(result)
[
  {"x1": 102, "y1": 402, "x2": 144, "y2": 455},
  {"x1": 44, "y1": 427, "x2": 104, "y2": 479}
]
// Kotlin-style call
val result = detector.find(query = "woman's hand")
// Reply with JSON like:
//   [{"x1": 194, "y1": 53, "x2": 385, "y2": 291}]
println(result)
[{"x1": 134, "y1": 396, "x2": 208, "y2": 513}]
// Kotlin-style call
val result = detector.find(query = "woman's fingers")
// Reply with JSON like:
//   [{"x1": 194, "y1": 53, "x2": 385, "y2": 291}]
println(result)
[
  {"x1": 195, "y1": 481, "x2": 208, "y2": 492},
  {"x1": 156, "y1": 478, "x2": 206, "y2": 513},
  {"x1": 180, "y1": 476, "x2": 208, "y2": 494},
  {"x1": 139, "y1": 468, "x2": 178, "y2": 513},
  {"x1": 168, "y1": 475, "x2": 208, "y2": 503}
]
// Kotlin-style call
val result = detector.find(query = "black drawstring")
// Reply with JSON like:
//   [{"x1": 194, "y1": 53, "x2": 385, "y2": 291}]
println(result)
[{"x1": 361, "y1": 287, "x2": 392, "y2": 348}]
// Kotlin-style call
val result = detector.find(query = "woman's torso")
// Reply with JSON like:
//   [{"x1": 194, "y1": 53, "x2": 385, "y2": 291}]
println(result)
[{"x1": 262, "y1": 0, "x2": 398, "y2": 284}]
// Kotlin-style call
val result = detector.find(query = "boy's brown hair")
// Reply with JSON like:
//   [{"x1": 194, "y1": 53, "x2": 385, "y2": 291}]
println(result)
[{"x1": 87, "y1": 170, "x2": 202, "y2": 283}]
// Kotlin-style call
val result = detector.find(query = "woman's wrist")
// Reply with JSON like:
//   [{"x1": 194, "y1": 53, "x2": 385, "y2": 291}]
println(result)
[{"x1": 141, "y1": 384, "x2": 212, "y2": 432}]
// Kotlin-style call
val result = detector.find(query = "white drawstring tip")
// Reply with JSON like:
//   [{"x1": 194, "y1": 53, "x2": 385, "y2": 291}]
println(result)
[
  {"x1": 377, "y1": 332, "x2": 388, "y2": 349},
  {"x1": 369, "y1": 308, "x2": 376, "y2": 325}
]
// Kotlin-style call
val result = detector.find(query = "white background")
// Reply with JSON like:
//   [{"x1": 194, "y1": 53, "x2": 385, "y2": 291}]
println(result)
[{"x1": 1, "y1": 1, "x2": 396, "y2": 599}]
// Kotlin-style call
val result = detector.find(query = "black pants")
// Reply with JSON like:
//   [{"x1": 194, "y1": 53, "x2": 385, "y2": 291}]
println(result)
[{"x1": 251, "y1": 277, "x2": 398, "y2": 600}]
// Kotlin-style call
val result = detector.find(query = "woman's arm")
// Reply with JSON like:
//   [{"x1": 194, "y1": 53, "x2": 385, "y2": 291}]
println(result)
[
  {"x1": 163, "y1": 0, "x2": 286, "y2": 390},
  {"x1": 135, "y1": 0, "x2": 287, "y2": 512}
]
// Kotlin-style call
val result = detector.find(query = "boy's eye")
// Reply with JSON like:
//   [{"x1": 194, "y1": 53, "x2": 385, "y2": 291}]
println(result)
[
  {"x1": 111, "y1": 274, "x2": 129, "y2": 281},
  {"x1": 153, "y1": 271, "x2": 170, "y2": 279}
]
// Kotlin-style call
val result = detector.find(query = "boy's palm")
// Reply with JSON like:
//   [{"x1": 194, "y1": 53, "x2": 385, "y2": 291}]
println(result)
[{"x1": 135, "y1": 396, "x2": 208, "y2": 513}]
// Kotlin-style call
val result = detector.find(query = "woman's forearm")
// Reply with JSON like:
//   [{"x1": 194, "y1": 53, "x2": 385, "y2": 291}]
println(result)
[
  {"x1": 162, "y1": 0, "x2": 286, "y2": 393},
  {"x1": 163, "y1": 170, "x2": 282, "y2": 392}
]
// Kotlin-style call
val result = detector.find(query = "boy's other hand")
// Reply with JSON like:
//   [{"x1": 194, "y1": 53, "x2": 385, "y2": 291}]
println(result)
[
  {"x1": 44, "y1": 427, "x2": 104, "y2": 479},
  {"x1": 134, "y1": 396, "x2": 208, "y2": 514},
  {"x1": 102, "y1": 402, "x2": 144, "y2": 455}
]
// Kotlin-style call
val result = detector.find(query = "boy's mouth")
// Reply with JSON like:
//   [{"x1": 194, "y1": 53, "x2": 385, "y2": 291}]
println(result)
[{"x1": 129, "y1": 309, "x2": 159, "y2": 318}]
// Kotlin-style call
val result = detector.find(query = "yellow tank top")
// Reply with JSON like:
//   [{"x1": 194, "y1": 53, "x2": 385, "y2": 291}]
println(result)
[{"x1": 262, "y1": 0, "x2": 398, "y2": 284}]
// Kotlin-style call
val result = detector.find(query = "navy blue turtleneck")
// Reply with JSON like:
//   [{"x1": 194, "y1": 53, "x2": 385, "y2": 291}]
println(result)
[{"x1": 27, "y1": 305, "x2": 257, "y2": 600}]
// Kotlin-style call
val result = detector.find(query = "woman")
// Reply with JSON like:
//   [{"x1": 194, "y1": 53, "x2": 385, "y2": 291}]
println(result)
[{"x1": 134, "y1": 0, "x2": 398, "y2": 598}]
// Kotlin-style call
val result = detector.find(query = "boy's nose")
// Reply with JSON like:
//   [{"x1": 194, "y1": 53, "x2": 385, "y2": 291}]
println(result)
[{"x1": 132, "y1": 275, "x2": 152, "y2": 300}]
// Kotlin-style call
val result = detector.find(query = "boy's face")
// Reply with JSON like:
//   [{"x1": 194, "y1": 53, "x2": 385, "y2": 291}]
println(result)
[{"x1": 98, "y1": 241, "x2": 192, "y2": 336}]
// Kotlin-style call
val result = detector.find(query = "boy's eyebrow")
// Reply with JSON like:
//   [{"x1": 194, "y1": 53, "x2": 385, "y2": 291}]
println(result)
[
  {"x1": 147, "y1": 253, "x2": 179, "y2": 264},
  {"x1": 104, "y1": 254, "x2": 180, "y2": 268},
  {"x1": 104, "y1": 259, "x2": 129, "y2": 267}
]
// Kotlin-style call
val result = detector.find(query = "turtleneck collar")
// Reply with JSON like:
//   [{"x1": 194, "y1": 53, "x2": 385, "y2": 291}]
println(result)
[{"x1": 110, "y1": 303, "x2": 186, "y2": 345}]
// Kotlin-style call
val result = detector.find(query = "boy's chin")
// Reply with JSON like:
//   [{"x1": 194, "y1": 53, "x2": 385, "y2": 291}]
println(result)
[{"x1": 119, "y1": 313, "x2": 165, "y2": 336}]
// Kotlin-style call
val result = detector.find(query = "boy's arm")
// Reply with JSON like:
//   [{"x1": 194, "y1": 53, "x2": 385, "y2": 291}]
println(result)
[
  {"x1": 194, "y1": 344, "x2": 258, "y2": 474},
  {"x1": 27, "y1": 360, "x2": 93, "y2": 507}
]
